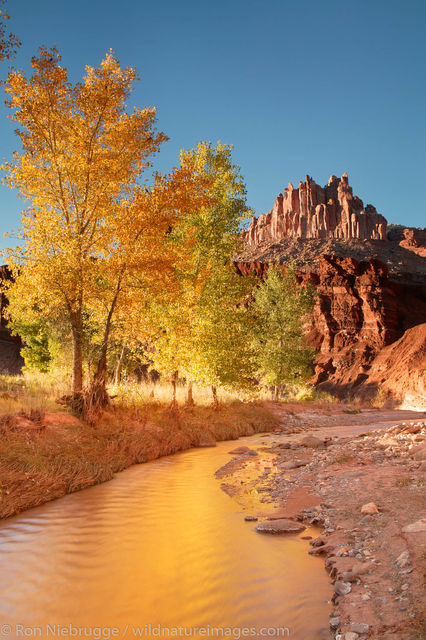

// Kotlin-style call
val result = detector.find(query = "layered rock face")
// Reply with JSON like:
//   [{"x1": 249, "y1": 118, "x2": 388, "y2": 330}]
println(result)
[
  {"x1": 236, "y1": 256, "x2": 426, "y2": 403},
  {"x1": 361, "y1": 323, "x2": 426, "y2": 410},
  {"x1": 246, "y1": 173, "x2": 387, "y2": 245}
]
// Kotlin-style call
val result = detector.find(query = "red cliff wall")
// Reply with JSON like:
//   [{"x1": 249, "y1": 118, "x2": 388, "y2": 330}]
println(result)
[{"x1": 236, "y1": 257, "x2": 426, "y2": 396}]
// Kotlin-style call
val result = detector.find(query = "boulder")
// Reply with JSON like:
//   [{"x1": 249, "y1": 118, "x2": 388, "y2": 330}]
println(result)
[
  {"x1": 228, "y1": 446, "x2": 250, "y2": 454},
  {"x1": 361, "y1": 502, "x2": 379, "y2": 515}
]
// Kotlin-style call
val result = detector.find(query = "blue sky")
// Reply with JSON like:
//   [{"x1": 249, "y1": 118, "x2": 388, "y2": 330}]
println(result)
[{"x1": 0, "y1": 0, "x2": 425, "y2": 248}]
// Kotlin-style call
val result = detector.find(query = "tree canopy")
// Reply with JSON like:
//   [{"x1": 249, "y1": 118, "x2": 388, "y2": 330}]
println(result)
[
  {"x1": 1, "y1": 47, "x2": 207, "y2": 405},
  {"x1": 146, "y1": 142, "x2": 256, "y2": 404}
]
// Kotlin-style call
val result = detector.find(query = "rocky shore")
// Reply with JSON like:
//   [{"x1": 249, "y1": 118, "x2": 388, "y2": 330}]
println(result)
[{"x1": 215, "y1": 405, "x2": 426, "y2": 640}]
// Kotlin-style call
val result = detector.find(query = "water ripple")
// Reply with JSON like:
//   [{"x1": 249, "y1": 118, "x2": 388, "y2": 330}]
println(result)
[{"x1": 0, "y1": 436, "x2": 331, "y2": 638}]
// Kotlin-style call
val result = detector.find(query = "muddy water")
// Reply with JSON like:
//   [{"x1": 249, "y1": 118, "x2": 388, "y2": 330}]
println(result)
[{"x1": 0, "y1": 435, "x2": 331, "y2": 639}]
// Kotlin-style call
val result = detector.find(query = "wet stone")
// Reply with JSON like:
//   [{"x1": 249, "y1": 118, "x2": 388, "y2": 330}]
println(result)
[{"x1": 255, "y1": 518, "x2": 306, "y2": 534}]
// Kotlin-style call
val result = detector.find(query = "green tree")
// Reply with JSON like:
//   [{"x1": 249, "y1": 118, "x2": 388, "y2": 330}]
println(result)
[
  {"x1": 148, "y1": 141, "x2": 255, "y2": 406},
  {"x1": 185, "y1": 265, "x2": 256, "y2": 406},
  {"x1": 10, "y1": 315, "x2": 52, "y2": 372},
  {"x1": 251, "y1": 263, "x2": 315, "y2": 400}
]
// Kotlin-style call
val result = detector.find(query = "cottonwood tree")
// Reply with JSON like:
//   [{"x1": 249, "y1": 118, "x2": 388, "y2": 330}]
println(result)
[
  {"x1": 148, "y1": 142, "x2": 255, "y2": 406},
  {"x1": 2, "y1": 47, "x2": 206, "y2": 408},
  {"x1": 184, "y1": 265, "x2": 256, "y2": 407},
  {"x1": 251, "y1": 263, "x2": 315, "y2": 400}
]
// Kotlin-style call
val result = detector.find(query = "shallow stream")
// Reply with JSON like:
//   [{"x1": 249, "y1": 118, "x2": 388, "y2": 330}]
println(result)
[{"x1": 0, "y1": 434, "x2": 331, "y2": 639}]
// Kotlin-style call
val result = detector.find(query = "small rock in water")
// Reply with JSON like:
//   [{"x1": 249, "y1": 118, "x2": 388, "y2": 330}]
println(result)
[
  {"x1": 244, "y1": 515, "x2": 258, "y2": 522},
  {"x1": 255, "y1": 518, "x2": 306, "y2": 534},
  {"x1": 228, "y1": 446, "x2": 250, "y2": 454},
  {"x1": 334, "y1": 581, "x2": 352, "y2": 596},
  {"x1": 360, "y1": 502, "x2": 379, "y2": 515}
]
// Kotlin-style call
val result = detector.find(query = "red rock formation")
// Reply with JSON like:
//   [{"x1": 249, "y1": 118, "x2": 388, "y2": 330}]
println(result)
[
  {"x1": 360, "y1": 323, "x2": 426, "y2": 410},
  {"x1": 387, "y1": 225, "x2": 426, "y2": 257},
  {"x1": 235, "y1": 255, "x2": 426, "y2": 401},
  {"x1": 246, "y1": 173, "x2": 387, "y2": 245},
  {"x1": 238, "y1": 173, "x2": 425, "y2": 403},
  {"x1": 398, "y1": 228, "x2": 426, "y2": 257}
]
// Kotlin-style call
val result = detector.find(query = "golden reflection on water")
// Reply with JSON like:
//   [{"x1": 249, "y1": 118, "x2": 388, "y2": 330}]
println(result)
[{"x1": 0, "y1": 436, "x2": 331, "y2": 639}]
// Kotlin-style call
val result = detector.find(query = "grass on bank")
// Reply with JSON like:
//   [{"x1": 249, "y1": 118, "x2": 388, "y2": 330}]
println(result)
[
  {"x1": 0, "y1": 371, "x2": 284, "y2": 520},
  {"x1": 0, "y1": 370, "x2": 337, "y2": 416}
]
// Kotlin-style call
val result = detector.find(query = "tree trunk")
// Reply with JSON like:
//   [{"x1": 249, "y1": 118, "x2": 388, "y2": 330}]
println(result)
[
  {"x1": 91, "y1": 275, "x2": 123, "y2": 410},
  {"x1": 70, "y1": 313, "x2": 83, "y2": 396},
  {"x1": 273, "y1": 385, "x2": 279, "y2": 402},
  {"x1": 94, "y1": 341, "x2": 109, "y2": 389},
  {"x1": 114, "y1": 344, "x2": 126, "y2": 386},
  {"x1": 211, "y1": 385, "x2": 219, "y2": 409},
  {"x1": 170, "y1": 371, "x2": 178, "y2": 408},
  {"x1": 186, "y1": 381, "x2": 194, "y2": 407}
]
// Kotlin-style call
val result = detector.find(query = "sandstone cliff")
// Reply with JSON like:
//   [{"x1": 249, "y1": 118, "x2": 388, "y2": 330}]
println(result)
[
  {"x1": 246, "y1": 173, "x2": 387, "y2": 245},
  {"x1": 237, "y1": 173, "x2": 426, "y2": 406},
  {"x1": 360, "y1": 323, "x2": 426, "y2": 410},
  {"x1": 236, "y1": 255, "x2": 426, "y2": 402}
]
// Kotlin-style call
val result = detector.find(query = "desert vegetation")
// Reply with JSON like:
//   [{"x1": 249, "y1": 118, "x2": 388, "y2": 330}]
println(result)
[
  {"x1": 0, "y1": 378, "x2": 280, "y2": 519},
  {"x1": 1, "y1": 46, "x2": 316, "y2": 422}
]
